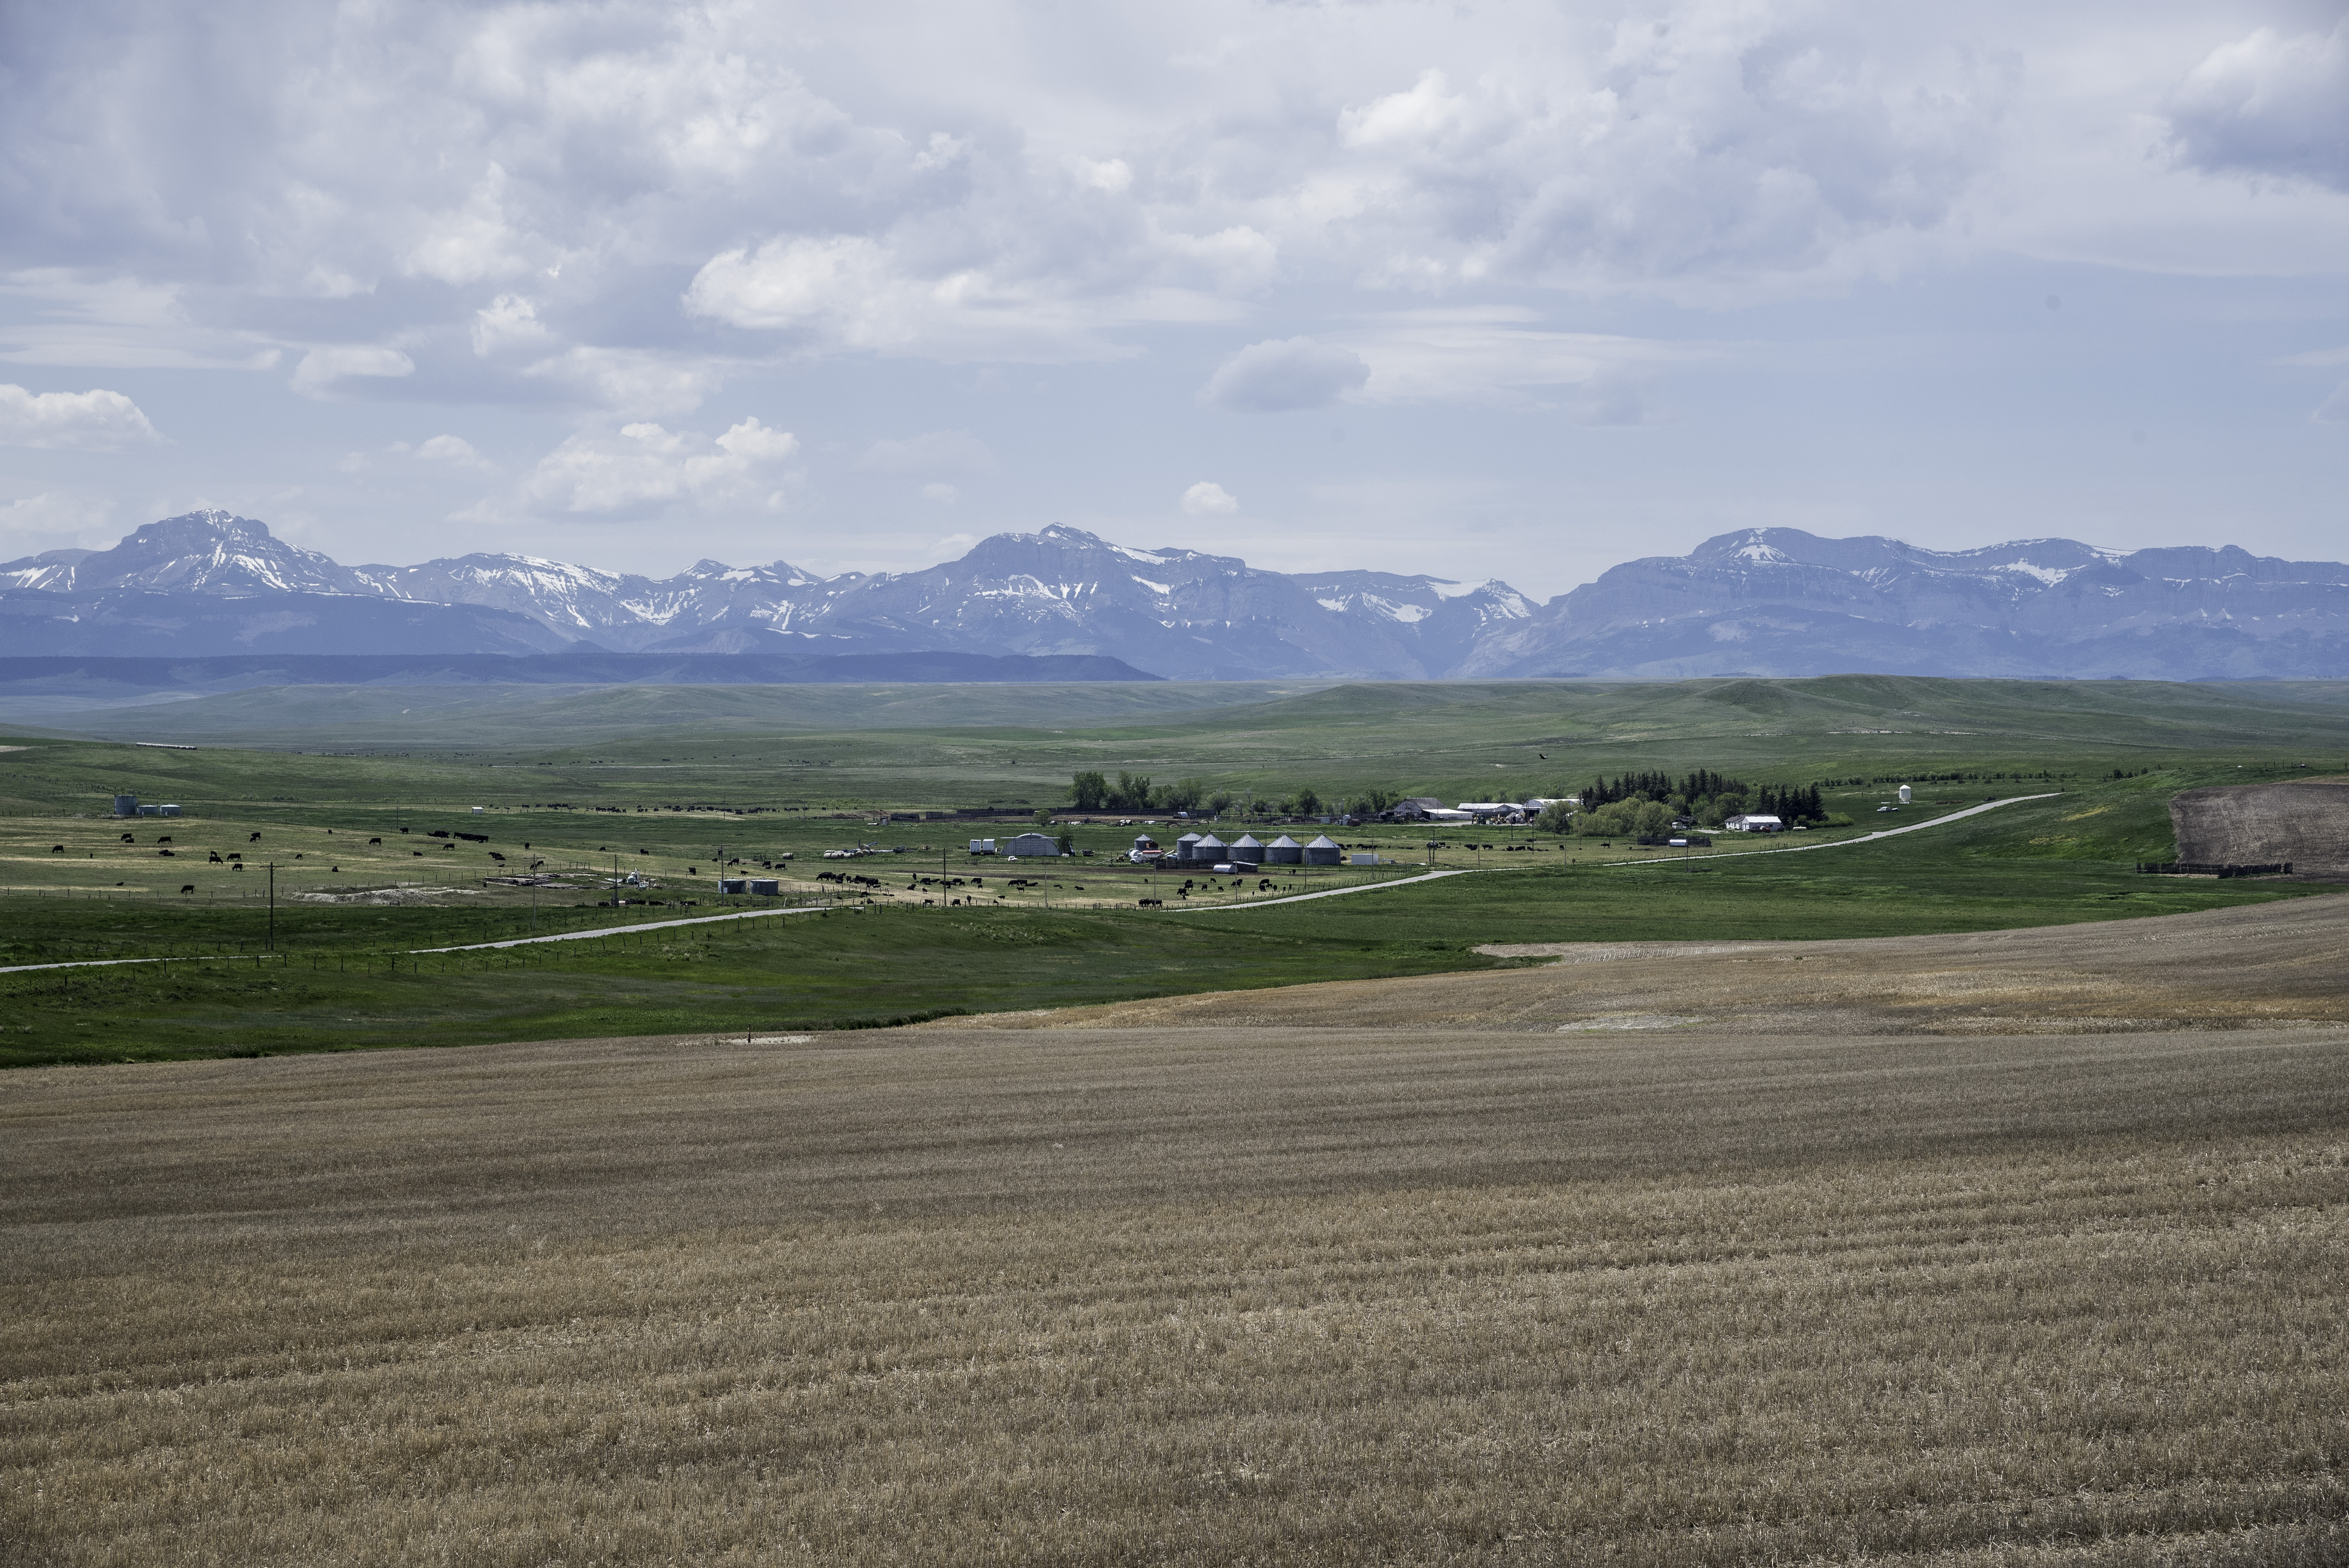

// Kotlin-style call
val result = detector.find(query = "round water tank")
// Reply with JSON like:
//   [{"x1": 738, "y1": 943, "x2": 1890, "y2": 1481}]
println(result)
[{"x1": 1898, "y1": 785, "x2": 1912, "y2": 805}]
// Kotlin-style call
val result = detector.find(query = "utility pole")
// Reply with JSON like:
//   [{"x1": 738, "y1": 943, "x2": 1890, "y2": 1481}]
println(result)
[{"x1": 267, "y1": 862, "x2": 275, "y2": 951}]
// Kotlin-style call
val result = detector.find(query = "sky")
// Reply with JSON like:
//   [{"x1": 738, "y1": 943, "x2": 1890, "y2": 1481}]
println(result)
[{"x1": 1, "y1": 0, "x2": 2344, "y2": 600}]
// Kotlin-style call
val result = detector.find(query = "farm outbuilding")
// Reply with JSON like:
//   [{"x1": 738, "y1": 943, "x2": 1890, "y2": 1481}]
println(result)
[
  {"x1": 1174, "y1": 832, "x2": 1204, "y2": 862},
  {"x1": 1228, "y1": 834, "x2": 1265, "y2": 865},
  {"x1": 1305, "y1": 834, "x2": 1342, "y2": 866},
  {"x1": 749, "y1": 878, "x2": 780, "y2": 896},
  {"x1": 1004, "y1": 832, "x2": 1062, "y2": 858},
  {"x1": 1725, "y1": 814, "x2": 1784, "y2": 832},
  {"x1": 1187, "y1": 833, "x2": 1224, "y2": 864},
  {"x1": 1264, "y1": 835, "x2": 1303, "y2": 864}
]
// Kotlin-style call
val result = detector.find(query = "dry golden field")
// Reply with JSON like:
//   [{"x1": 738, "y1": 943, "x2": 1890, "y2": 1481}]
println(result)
[
  {"x1": 959, "y1": 893, "x2": 2349, "y2": 1039},
  {"x1": 6, "y1": 937, "x2": 2349, "y2": 1568}
]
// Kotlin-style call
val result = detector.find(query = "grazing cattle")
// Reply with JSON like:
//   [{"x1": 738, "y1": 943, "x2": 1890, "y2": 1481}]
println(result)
[
  {"x1": 209, "y1": 852, "x2": 223, "y2": 862},
  {"x1": 248, "y1": 832, "x2": 261, "y2": 843},
  {"x1": 119, "y1": 833, "x2": 133, "y2": 843},
  {"x1": 50, "y1": 844, "x2": 63, "y2": 853},
  {"x1": 488, "y1": 851, "x2": 506, "y2": 862},
  {"x1": 368, "y1": 837, "x2": 381, "y2": 845},
  {"x1": 158, "y1": 836, "x2": 171, "y2": 844},
  {"x1": 180, "y1": 884, "x2": 194, "y2": 894}
]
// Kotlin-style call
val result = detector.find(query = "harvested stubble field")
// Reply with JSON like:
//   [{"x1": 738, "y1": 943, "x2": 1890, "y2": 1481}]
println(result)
[
  {"x1": 969, "y1": 892, "x2": 2349, "y2": 1039},
  {"x1": 5, "y1": 907, "x2": 2348, "y2": 1566}
]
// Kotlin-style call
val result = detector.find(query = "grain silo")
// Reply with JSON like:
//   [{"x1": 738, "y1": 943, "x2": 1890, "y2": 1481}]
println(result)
[
  {"x1": 1303, "y1": 834, "x2": 1342, "y2": 866},
  {"x1": 1228, "y1": 834, "x2": 1265, "y2": 866},
  {"x1": 1264, "y1": 834, "x2": 1303, "y2": 864}
]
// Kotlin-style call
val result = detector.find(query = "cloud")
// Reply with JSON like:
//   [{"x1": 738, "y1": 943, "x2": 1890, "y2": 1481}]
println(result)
[
  {"x1": 857, "y1": 429, "x2": 998, "y2": 477},
  {"x1": 2315, "y1": 383, "x2": 2349, "y2": 424},
  {"x1": 1199, "y1": 337, "x2": 1370, "y2": 412},
  {"x1": 0, "y1": 383, "x2": 159, "y2": 448},
  {"x1": 682, "y1": 228, "x2": 1241, "y2": 363},
  {"x1": 518, "y1": 347, "x2": 722, "y2": 417},
  {"x1": 1315, "y1": 310, "x2": 1688, "y2": 410},
  {"x1": 920, "y1": 482, "x2": 960, "y2": 504},
  {"x1": 1182, "y1": 481, "x2": 1239, "y2": 516},
  {"x1": 0, "y1": 490, "x2": 117, "y2": 541},
  {"x1": 523, "y1": 417, "x2": 798, "y2": 517},
  {"x1": 2168, "y1": 21, "x2": 2349, "y2": 191},
  {"x1": 291, "y1": 346, "x2": 415, "y2": 399},
  {"x1": 397, "y1": 434, "x2": 494, "y2": 471},
  {"x1": 471, "y1": 295, "x2": 553, "y2": 358}
]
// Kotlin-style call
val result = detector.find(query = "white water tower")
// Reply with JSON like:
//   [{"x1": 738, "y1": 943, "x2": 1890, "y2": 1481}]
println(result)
[{"x1": 1898, "y1": 785, "x2": 1912, "y2": 805}]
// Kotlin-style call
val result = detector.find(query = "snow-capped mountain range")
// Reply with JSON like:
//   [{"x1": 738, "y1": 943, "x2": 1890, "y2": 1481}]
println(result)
[
  {"x1": 6, "y1": 512, "x2": 2348, "y2": 678},
  {"x1": 1463, "y1": 530, "x2": 2349, "y2": 680},
  {"x1": 0, "y1": 511, "x2": 1533, "y2": 676}
]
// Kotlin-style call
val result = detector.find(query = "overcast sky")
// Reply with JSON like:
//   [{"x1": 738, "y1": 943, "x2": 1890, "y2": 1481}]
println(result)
[{"x1": 2, "y1": 0, "x2": 2345, "y2": 598}]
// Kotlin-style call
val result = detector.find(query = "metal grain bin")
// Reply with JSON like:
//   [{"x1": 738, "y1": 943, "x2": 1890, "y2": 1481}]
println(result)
[
  {"x1": 1264, "y1": 834, "x2": 1303, "y2": 864},
  {"x1": 1305, "y1": 834, "x2": 1342, "y2": 866}
]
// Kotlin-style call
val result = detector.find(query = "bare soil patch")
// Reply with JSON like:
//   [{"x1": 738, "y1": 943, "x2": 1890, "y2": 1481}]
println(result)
[{"x1": 2171, "y1": 776, "x2": 2349, "y2": 877}]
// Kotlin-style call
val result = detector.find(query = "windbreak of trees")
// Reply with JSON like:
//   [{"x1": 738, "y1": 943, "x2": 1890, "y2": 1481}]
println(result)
[
  {"x1": 1069, "y1": 772, "x2": 1208, "y2": 813},
  {"x1": 1068, "y1": 774, "x2": 1397, "y2": 819},
  {"x1": 1572, "y1": 770, "x2": 1829, "y2": 834}
]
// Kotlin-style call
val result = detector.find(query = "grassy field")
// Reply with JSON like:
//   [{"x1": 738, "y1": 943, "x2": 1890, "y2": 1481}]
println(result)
[
  {"x1": 4, "y1": 1020, "x2": 2343, "y2": 1564},
  {"x1": 2, "y1": 676, "x2": 2342, "y2": 1067},
  {"x1": 11, "y1": 674, "x2": 2349, "y2": 823}
]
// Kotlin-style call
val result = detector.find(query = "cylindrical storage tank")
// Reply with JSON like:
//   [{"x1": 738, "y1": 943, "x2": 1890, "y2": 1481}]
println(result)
[
  {"x1": 1192, "y1": 833, "x2": 1225, "y2": 864},
  {"x1": 1897, "y1": 785, "x2": 1912, "y2": 804},
  {"x1": 1264, "y1": 834, "x2": 1303, "y2": 864},
  {"x1": 1228, "y1": 834, "x2": 1264, "y2": 865},
  {"x1": 1175, "y1": 832, "x2": 1204, "y2": 863},
  {"x1": 1303, "y1": 834, "x2": 1342, "y2": 866},
  {"x1": 113, "y1": 794, "x2": 138, "y2": 818}
]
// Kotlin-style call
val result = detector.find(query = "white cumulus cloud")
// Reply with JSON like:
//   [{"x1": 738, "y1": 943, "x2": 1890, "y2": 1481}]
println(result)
[
  {"x1": 1182, "y1": 481, "x2": 1239, "y2": 516},
  {"x1": 2169, "y1": 20, "x2": 2349, "y2": 191},
  {"x1": 291, "y1": 346, "x2": 416, "y2": 399},
  {"x1": 1199, "y1": 337, "x2": 1371, "y2": 412},
  {"x1": 524, "y1": 417, "x2": 799, "y2": 517},
  {"x1": 0, "y1": 383, "x2": 159, "y2": 448},
  {"x1": 402, "y1": 434, "x2": 494, "y2": 470}
]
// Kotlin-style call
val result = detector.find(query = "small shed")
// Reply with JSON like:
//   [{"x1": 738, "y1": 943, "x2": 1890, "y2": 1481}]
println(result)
[
  {"x1": 749, "y1": 877, "x2": 781, "y2": 896},
  {"x1": 1725, "y1": 814, "x2": 1784, "y2": 833},
  {"x1": 1305, "y1": 834, "x2": 1342, "y2": 866},
  {"x1": 1228, "y1": 834, "x2": 1265, "y2": 865},
  {"x1": 1264, "y1": 834, "x2": 1303, "y2": 864},
  {"x1": 1004, "y1": 832, "x2": 1061, "y2": 857},
  {"x1": 719, "y1": 877, "x2": 748, "y2": 894}
]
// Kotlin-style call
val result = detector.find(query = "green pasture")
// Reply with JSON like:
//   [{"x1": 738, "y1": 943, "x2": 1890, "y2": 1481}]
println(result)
[
  {"x1": 1, "y1": 675, "x2": 2343, "y2": 1068},
  {"x1": 9, "y1": 674, "x2": 2347, "y2": 823}
]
